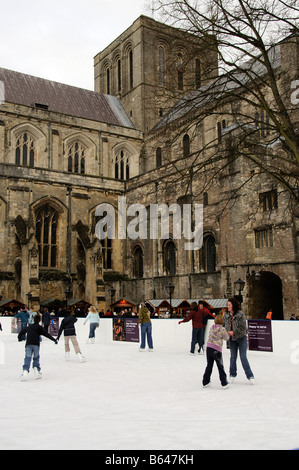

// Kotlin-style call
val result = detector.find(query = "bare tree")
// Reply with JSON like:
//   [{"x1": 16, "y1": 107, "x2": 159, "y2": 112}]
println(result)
[{"x1": 148, "y1": 0, "x2": 299, "y2": 206}]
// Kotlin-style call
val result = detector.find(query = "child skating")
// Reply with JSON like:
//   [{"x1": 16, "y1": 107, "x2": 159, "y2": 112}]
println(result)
[
  {"x1": 18, "y1": 313, "x2": 57, "y2": 381},
  {"x1": 202, "y1": 314, "x2": 230, "y2": 389},
  {"x1": 57, "y1": 311, "x2": 86, "y2": 362}
]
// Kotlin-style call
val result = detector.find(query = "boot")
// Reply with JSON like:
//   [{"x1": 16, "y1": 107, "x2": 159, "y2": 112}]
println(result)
[{"x1": 77, "y1": 352, "x2": 86, "y2": 363}]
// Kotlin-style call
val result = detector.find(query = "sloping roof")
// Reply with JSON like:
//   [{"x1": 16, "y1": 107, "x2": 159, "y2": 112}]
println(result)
[{"x1": 0, "y1": 67, "x2": 135, "y2": 128}]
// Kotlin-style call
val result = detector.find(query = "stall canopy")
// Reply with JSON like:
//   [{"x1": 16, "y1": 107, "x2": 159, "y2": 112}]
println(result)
[
  {"x1": 0, "y1": 298, "x2": 25, "y2": 311},
  {"x1": 145, "y1": 298, "x2": 228, "y2": 312}
]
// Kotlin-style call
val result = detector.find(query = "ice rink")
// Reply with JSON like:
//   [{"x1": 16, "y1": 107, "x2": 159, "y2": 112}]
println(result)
[{"x1": 0, "y1": 320, "x2": 298, "y2": 451}]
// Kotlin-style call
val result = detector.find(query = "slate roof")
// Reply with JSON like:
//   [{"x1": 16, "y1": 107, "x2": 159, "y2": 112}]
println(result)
[{"x1": 0, "y1": 67, "x2": 135, "y2": 128}]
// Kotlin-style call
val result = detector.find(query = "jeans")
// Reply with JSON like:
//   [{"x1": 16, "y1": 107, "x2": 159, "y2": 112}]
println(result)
[
  {"x1": 89, "y1": 323, "x2": 98, "y2": 338},
  {"x1": 191, "y1": 328, "x2": 202, "y2": 353},
  {"x1": 23, "y1": 345, "x2": 40, "y2": 372},
  {"x1": 229, "y1": 336, "x2": 254, "y2": 379},
  {"x1": 19, "y1": 321, "x2": 28, "y2": 341},
  {"x1": 140, "y1": 323, "x2": 153, "y2": 349},
  {"x1": 203, "y1": 347, "x2": 228, "y2": 386}
]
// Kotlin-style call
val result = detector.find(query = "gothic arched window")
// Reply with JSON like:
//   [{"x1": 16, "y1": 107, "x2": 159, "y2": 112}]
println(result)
[
  {"x1": 133, "y1": 245, "x2": 143, "y2": 278},
  {"x1": 158, "y1": 45, "x2": 165, "y2": 86},
  {"x1": 177, "y1": 52, "x2": 184, "y2": 90},
  {"x1": 183, "y1": 134, "x2": 190, "y2": 157},
  {"x1": 68, "y1": 142, "x2": 86, "y2": 174},
  {"x1": 114, "y1": 150, "x2": 130, "y2": 180},
  {"x1": 15, "y1": 133, "x2": 35, "y2": 167},
  {"x1": 163, "y1": 240, "x2": 176, "y2": 275},
  {"x1": 35, "y1": 205, "x2": 58, "y2": 268},
  {"x1": 201, "y1": 235, "x2": 216, "y2": 272},
  {"x1": 156, "y1": 147, "x2": 162, "y2": 168}
]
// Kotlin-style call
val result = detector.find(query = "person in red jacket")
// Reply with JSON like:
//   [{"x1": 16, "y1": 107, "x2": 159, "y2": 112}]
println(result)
[{"x1": 178, "y1": 301, "x2": 212, "y2": 354}]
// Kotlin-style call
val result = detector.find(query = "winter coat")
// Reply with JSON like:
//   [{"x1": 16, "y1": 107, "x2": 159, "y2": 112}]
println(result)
[
  {"x1": 57, "y1": 314, "x2": 78, "y2": 339},
  {"x1": 207, "y1": 324, "x2": 230, "y2": 352},
  {"x1": 181, "y1": 307, "x2": 210, "y2": 329},
  {"x1": 223, "y1": 310, "x2": 248, "y2": 341},
  {"x1": 84, "y1": 312, "x2": 100, "y2": 324},
  {"x1": 14, "y1": 310, "x2": 29, "y2": 323},
  {"x1": 138, "y1": 307, "x2": 151, "y2": 324},
  {"x1": 18, "y1": 323, "x2": 57, "y2": 346}
]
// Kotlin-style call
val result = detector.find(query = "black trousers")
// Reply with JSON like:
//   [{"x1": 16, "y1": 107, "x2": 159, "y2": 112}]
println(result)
[{"x1": 202, "y1": 347, "x2": 228, "y2": 387}]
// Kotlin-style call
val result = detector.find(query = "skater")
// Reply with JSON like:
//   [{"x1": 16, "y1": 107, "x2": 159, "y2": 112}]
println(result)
[
  {"x1": 18, "y1": 313, "x2": 57, "y2": 381},
  {"x1": 57, "y1": 310, "x2": 86, "y2": 362},
  {"x1": 84, "y1": 305, "x2": 100, "y2": 343},
  {"x1": 138, "y1": 303, "x2": 153, "y2": 351},
  {"x1": 178, "y1": 301, "x2": 210, "y2": 354},
  {"x1": 223, "y1": 298, "x2": 255, "y2": 384},
  {"x1": 14, "y1": 307, "x2": 29, "y2": 341},
  {"x1": 202, "y1": 314, "x2": 230, "y2": 389},
  {"x1": 42, "y1": 308, "x2": 51, "y2": 332}
]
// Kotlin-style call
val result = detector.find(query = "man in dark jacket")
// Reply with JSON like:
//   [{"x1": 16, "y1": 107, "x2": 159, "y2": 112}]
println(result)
[
  {"x1": 178, "y1": 301, "x2": 212, "y2": 354},
  {"x1": 18, "y1": 313, "x2": 57, "y2": 381}
]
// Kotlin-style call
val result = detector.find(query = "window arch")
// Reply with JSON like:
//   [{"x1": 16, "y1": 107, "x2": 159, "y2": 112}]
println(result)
[
  {"x1": 156, "y1": 147, "x2": 162, "y2": 168},
  {"x1": 67, "y1": 142, "x2": 86, "y2": 174},
  {"x1": 158, "y1": 45, "x2": 166, "y2": 86},
  {"x1": 129, "y1": 48, "x2": 133, "y2": 90},
  {"x1": 133, "y1": 245, "x2": 143, "y2": 278},
  {"x1": 35, "y1": 205, "x2": 58, "y2": 268},
  {"x1": 200, "y1": 235, "x2": 216, "y2": 272},
  {"x1": 183, "y1": 134, "x2": 190, "y2": 157},
  {"x1": 177, "y1": 52, "x2": 184, "y2": 90},
  {"x1": 114, "y1": 150, "x2": 130, "y2": 180},
  {"x1": 15, "y1": 132, "x2": 35, "y2": 167},
  {"x1": 163, "y1": 240, "x2": 176, "y2": 275}
]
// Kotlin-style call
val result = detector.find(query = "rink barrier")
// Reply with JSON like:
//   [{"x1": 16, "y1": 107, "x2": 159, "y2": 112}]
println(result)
[{"x1": 1, "y1": 316, "x2": 299, "y2": 357}]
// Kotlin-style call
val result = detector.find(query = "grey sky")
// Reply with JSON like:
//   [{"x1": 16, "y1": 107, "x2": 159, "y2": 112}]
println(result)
[{"x1": 0, "y1": 0, "x2": 150, "y2": 90}]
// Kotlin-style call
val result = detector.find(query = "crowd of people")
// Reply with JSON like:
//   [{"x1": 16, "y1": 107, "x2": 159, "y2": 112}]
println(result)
[{"x1": 1, "y1": 298, "x2": 297, "y2": 386}]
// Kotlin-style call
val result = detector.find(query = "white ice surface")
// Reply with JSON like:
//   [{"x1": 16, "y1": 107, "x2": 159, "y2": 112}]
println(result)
[{"x1": 0, "y1": 330, "x2": 298, "y2": 451}]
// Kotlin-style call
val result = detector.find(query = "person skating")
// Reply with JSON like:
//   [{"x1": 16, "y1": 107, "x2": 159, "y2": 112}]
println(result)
[
  {"x1": 57, "y1": 310, "x2": 86, "y2": 362},
  {"x1": 18, "y1": 313, "x2": 57, "y2": 381},
  {"x1": 202, "y1": 314, "x2": 230, "y2": 389},
  {"x1": 84, "y1": 305, "x2": 100, "y2": 343}
]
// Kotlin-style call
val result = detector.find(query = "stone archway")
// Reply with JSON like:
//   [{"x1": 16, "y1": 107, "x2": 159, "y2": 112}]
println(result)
[{"x1": 247, "y1": 271, "x2": 284, "y2": 319}]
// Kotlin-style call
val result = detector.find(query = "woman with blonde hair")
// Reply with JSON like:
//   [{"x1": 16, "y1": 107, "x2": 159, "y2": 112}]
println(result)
[{"x1": 84, "y1": 306, "x2": 100, "y2": 343}]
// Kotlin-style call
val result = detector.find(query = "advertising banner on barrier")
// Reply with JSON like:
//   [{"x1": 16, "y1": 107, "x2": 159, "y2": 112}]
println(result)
[
  {"x1": 113, "y1": 318, "x2": 139, "y2": 342},
  {"x1": 248, "y1": 319, "x2": 273, "y2": 352},
  {"x1": 49, "y1": 317, "x2": 59, "y2": 337}
]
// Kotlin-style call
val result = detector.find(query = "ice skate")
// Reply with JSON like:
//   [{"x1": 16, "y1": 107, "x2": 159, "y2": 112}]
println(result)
[
  {"x1": 34, "y1": 367, "x2": 42, "y2": 379},
  {"x1": 248, "y1": 377, "x2": 255, "y2": 385},
  {"x1": 20, "y1": 370, "x2": 28, "y2": 381},
  {"x1": 77, "y1": 352, "x2": 86, "y2": 362},
  {"x1": 65, "y1": 352, "x2": 70, "y2": 361}
]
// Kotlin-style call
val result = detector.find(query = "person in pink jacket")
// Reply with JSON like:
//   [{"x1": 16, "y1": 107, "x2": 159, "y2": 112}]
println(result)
[{"x1": 202, "y1": 314, "x2": 230, "y2": 389}]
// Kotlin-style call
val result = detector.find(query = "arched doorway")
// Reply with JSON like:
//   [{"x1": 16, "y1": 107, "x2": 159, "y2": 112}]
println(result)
[{"x1": 248, "y1": 271, "x2": 283, "y2": 319}]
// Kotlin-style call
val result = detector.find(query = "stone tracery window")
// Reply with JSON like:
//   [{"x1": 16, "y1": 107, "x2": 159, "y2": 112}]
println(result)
[
  {"x1": 67, "y1": 142, "x2": 86, "y2": 174},
  {"x1": 15, "y1": 132, "x2": 35, "y2": 167},
  {"x1": 35, "y1": 204, "x2": 58, "y2": 268},
  {"x1": 114, "y1": 150, "x2": 130, "y2": 180}
]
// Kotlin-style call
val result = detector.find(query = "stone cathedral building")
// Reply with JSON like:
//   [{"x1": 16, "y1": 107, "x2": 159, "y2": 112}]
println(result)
[{"x1": 0, "y1": 16, "x2": 298, "y2": 319}]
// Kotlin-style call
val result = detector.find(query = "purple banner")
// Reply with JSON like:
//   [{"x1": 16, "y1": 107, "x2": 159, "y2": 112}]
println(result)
[
  {"x1": 113, "y1": 318, "x2": 139, "y2": 343},
  {"x1": 248, "y1": 319, "x2": 273, "y2": 352}
]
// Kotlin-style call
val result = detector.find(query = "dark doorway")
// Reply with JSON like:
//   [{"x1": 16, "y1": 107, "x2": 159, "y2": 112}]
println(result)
[{"x1": 248, "y1": 271, "x2": 283, "y2": 319}]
